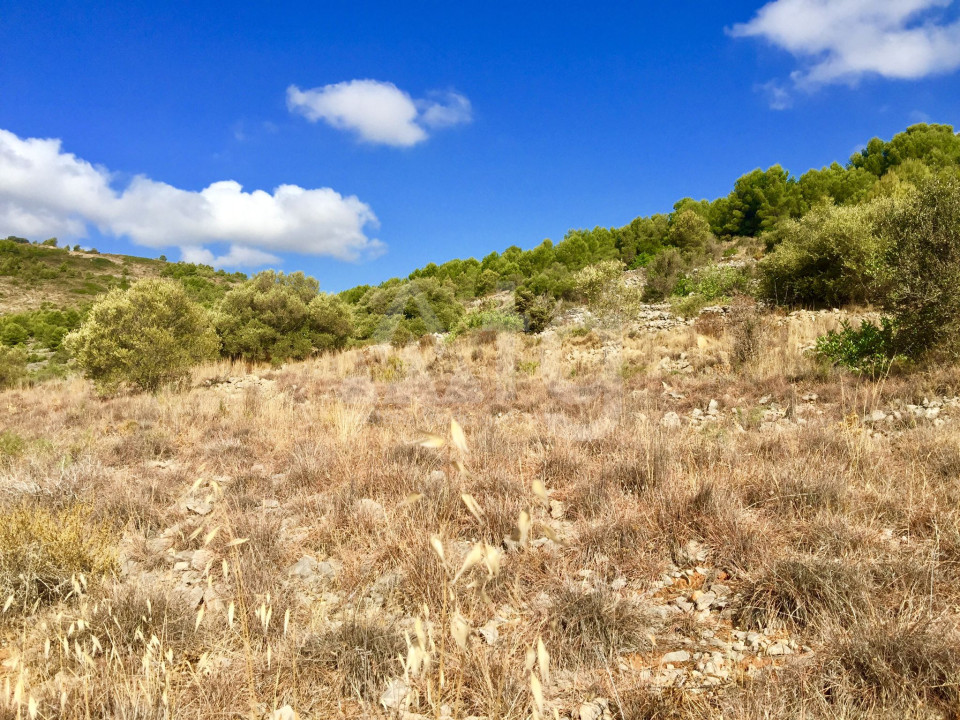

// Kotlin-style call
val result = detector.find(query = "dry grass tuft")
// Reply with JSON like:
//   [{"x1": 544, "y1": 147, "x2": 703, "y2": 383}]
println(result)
[
  {"x1": 541, "y1": 585, "x2": 650, "y2": 667},
  {"x1": 734, "y1": 558, "x2": 871, "y2": 633},
  {"x1": 299, "y1": 615, "x2": 405, "y2": 700},
  {"x1": 823, "y1": 618, "x2": 960, "y2": 716},
  {"x1": 0, "y1": 502, "x2": 117, "y2": 612}
]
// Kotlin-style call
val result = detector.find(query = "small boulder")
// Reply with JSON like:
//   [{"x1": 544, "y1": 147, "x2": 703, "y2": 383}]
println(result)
[
  {"x1": 661, "y1": 650, "x2": 691, "y2": 664},
  {"x1": 660, "y1": 412, "x2": 682, "y2": 429}
]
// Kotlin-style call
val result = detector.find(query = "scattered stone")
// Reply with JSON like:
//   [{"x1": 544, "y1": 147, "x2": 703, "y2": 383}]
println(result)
[
  {"x1": 268, "y1": 706, "x2": 296, "y2": 720},
  {"x1": 767, "y1": 641, "x2": 793, "y2": 656},
  {"x1": 191, "y1": 548, "x2": 215, "y2": 572},
  {"x1": 146, "y1": 536, "x2": 173, "y2": 555},
  {"x1": 478, "y1": 621, "x2": 500, "y2": 645},
  {"x1": 380, "y1": 678, "x2": 411, "y2": 711},
  {"x1": 356, "y1": 498, "x2": 386, "y2": 522},
  {"x1": 661, "y1": 650, "x2": 691, "y2": 664},
  {"x1": 676, "y1": 539, "x2": 707, "y2": 565},
  {"x1": 660, "y1": 412, "x2": 682, "y2": 429},
  {"x1": 577, "y1": 697, "x2": 612, "y2": 720},
  {"x1": 185, "y1": 498, "x2": 212, "y2": 516},
  {"x1": 289, "y1": 556, "x2": 319, "y2": 580},
  {"x1": 694, "y1": 591, "x2": 716, "y2": 612}
]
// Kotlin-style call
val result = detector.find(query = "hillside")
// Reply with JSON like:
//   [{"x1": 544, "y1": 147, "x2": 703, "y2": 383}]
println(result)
[
  {"x1": 0, "y1": 238, "x2": 246, "y2": 314},
  {"x1": 2, "y1": 124, "x2": 960, "y2": 719},
  {"x1": 4, "y1": 310, "x2": 960, "y2": 719}
]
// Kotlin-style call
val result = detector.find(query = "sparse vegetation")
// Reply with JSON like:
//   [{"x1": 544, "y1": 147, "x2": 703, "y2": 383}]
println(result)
[
  {"x1": 1, "y1": 122, "x2": 960, "y2": 718},
  {"x1": 0, "y1": 345, "x2": 26, "y2": 389},
  {"x1": 0, "y1": 503, "x2": 117, "y2": 611}
]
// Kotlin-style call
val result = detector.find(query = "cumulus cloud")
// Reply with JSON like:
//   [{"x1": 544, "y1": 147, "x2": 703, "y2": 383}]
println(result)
[
  {"x1": 287, "y1": 79, "x2": 472, "y2": 146},
  {"x1": 0, "y1": 128, "x2": 382, "y2": 266},
  {"x1": 731, "y1": 0, "x2": 960, "y2": 99}
]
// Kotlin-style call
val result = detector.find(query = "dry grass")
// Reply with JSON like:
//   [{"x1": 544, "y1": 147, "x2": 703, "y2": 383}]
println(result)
[{"x1": 3, "y1": 310, "x2": 960, "y2": 718}]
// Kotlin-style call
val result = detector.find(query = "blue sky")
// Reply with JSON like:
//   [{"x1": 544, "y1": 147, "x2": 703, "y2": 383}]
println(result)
[{"x1": 1, "y1": 1, "x2": 959, "y2": 291}]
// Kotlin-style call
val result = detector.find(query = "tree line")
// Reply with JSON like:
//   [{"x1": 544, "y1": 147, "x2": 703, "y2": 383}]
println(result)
[{"x1": 1, "y1": 123, "x2": 959, "y2": 390}]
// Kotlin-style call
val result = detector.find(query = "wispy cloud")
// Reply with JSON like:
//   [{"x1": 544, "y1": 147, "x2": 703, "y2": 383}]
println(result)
[
  {"x1": 730, "y1": 0, "x2": 960, "y2": 105},
  {"x1": 287, "y1": 79, "x2": 472, "y2": 147},
  {"x1": 0, "y1": 128, "x2": 382, "y2": 267}
]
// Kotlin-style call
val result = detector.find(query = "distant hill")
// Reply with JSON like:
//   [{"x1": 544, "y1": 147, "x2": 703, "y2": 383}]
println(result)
[{"x1": 0, "y1": 238, "x2": 244, "y2": 314}]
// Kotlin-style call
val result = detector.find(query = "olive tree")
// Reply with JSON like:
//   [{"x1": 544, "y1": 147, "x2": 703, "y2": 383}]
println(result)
[
  {"x1": 216, "y1": 271, "x2": 353, "y2": 362},
  {"x1": 882, "y1": 175, "x2": 960, "y2": 359},
  {"x1": 65, "y1": 279, "x2": 218, "y2": 393}
]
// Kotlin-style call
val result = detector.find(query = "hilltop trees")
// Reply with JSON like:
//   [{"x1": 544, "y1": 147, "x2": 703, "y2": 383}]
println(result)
[
  {"x1": 65, "y1": 279, "x2": 218, "y2": 393},
  {"x1": 851, "y1": 123, "x2": 960, "y2": 176}
]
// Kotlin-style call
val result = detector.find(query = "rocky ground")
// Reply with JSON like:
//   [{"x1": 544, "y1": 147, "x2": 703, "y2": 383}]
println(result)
[{"x1": 3, "y1": 306, "x2": 960, "y2": 719}]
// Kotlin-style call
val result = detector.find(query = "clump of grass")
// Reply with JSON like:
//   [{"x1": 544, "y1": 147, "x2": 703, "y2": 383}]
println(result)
[
  {"x1": 0, "y1": 502, "x2": 117, "y2": 612},
  {"x1": 601, "y1": 432, "x2": 672, "y2": 494},
  {"x1": 729, "y1": 305, "x2": 766, "y2": 369},
  {"x1": 575, "y1": 513, "x2": 658, "y2": 580},
  {"x1": 109, "y1": 427, "x2": 175, "y2": 464},
  {"x1": 655, "y1": 481, "x2": 767, "y2": 572},
  {"x1": 0, "y1": 430, "x2": 25, "y2": 461},
  {"x1": 299, "y1": 616, "x2": 405, "y2": 700},
  {"x1": 823, "y1": 619, "x2": 960, "y2": 715},
  {"x1": 542, "y1": 586, "x2": 650, "y2": 667},
  {"x1": 609, "y1": 685, "x2": 701, "y2": 720},
  {"x1": 86, "y1": 586, "x2": 205, "y2": 657},
  {"x1": 734, "y1": 558, "x2": 871, "y2": 632}
]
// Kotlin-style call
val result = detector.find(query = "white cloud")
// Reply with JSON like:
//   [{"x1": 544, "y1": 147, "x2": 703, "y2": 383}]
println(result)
[
  {"x1": 731, "y1": 0, "x2": 960, "y2": 99},
  {"x1": 0, "y1": 128, "x2": 383, "y2": 267},
  {"x1": 287, "y1": 79, "x2": 472, "y2": 146},
  {"x1": 180, "y1": 244, "x2": 282, "y2": 268},
  {"x1": 419, "y1": 91, "x2": 473, "y2": 129}
]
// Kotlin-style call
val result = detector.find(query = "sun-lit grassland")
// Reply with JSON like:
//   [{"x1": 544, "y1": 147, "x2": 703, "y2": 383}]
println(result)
[{"x1": 3, "y1": 310, "x2": 960, "y2": 719}]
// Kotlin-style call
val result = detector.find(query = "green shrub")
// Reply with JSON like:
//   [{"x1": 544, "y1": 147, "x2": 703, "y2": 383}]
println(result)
[
  {"x1": 758, "y1": 200, "x2": 889, "y2": 306},
  {"x1": 572, "y1": 260, "x2": 643, "y2": 324},
  {"x1": 390, "y1": 321, "x2": 415, "y2": 348},
  {"x1": 0, "y1": 308, "x2": 83, "y2": 350},
  {"x1": 515, "y1": 289, "x2": 557, "y2": 333},
  {"x1": 880, "y1": 175, "x2": 960, "y2": 360},
  {"x1": 65, "y1": 279, "x2": 218, "y2": 393},
  {"x1": 0, "y1": 431, "x2": 25, "y2": 460},
  {"x1": 350, "y1": 277, "x2": 463, "y2": 342},
  {"x1": 0, "y1": 345, "x2": 27, "y2": 389},
  {"x1": 643, "y1": 249, "x2": 686, "y2": 301},
  {"x1": 815, "y1": 318, "x2": 900, "y2": 375},
  {"x1": 452, "y1": 309, "x2": 524, "y2": 339},
  {"x1": 670, "y1": 264, "x2": 753, "y2": 317},
  {"x1": 216, "y1": 271, "x2": 353, "y2": 362},
  {"x1": 691, "y1": 264, "x2": 751, "y2": 299}
]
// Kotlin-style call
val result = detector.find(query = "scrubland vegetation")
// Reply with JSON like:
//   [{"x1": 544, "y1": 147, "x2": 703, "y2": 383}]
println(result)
[{"x1": 2, "y1": 123, "x2": 960, "y2": 718}]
